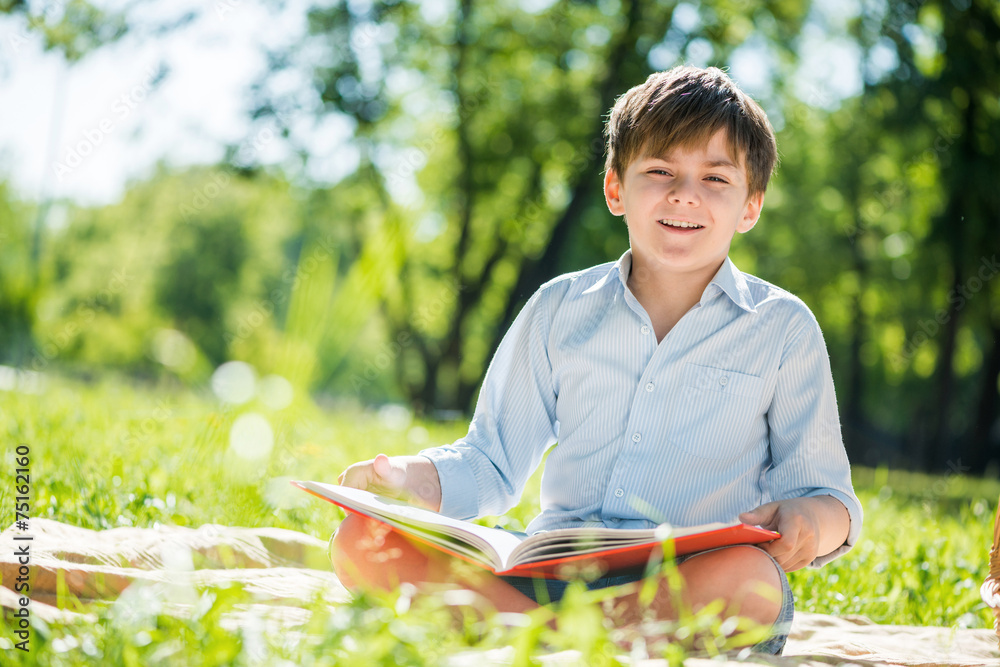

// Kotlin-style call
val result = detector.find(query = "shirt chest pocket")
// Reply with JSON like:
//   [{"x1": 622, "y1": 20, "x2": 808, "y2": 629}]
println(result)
[{"x1": 667, "y1": 363, "x2": 765, "y2": 460}]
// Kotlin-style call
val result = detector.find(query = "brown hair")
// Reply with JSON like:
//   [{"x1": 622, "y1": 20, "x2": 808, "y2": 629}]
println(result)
[{"x1": 604, "y1": 66, "x2": 777, "y2": 197}]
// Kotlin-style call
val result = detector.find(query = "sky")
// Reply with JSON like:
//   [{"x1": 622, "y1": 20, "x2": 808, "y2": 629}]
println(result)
[
  {"x1": 0, "y1": 0, "x2": 867, "y2": 208},
  {"x1": 0, "y1": 0, "x2": 319, "y2": 206}
]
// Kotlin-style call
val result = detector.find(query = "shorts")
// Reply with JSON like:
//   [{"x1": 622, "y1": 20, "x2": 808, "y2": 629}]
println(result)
[{"x1": 499, "y1": 544, "x2": 794, "y2": 655}]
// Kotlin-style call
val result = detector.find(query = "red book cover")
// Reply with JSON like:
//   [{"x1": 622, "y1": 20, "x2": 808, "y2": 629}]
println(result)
[
  {"x1": 496, "y1": 523, "x2": 779, "y2": 578},
  {"x1": 295, "y1": 481, "x2": 779, "y2": 580}
]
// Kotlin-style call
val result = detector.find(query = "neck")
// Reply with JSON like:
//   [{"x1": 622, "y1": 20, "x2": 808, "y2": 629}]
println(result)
[{"x1": 626, "y1": 255, "x2": 725, "y2": 340}]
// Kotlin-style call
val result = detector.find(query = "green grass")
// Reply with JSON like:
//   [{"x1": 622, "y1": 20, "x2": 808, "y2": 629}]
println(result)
[{"x1": 1, "y1": 375, "x2": 998, "y2": 665}]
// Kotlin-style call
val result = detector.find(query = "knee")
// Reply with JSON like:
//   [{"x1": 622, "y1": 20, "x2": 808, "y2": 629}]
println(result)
[
  {"x1": 724, "y1": 546, "x2": 783, "y2": 627},
  {"x1": 329, "y1": 514, "x2": 415, "y2": 592},
  {"x1": 736, "y1": 547, "x2": 783, "y2": 625},
  {"x1": 329, "y1": 514, "x2": 382, "y2": 590},
  {"x1": 680, "y1": 545, "x2": 783, "y2": 628}
]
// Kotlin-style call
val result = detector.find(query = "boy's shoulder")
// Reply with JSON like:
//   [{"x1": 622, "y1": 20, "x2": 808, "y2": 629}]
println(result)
[
  {"x1": 740, "y1": 268, "x2": 810, "y2": 309},
  {"x1": 527, "y1": 258, "x2": 625, "y2": 309},
  {"x1": 516, "y1": 259, "x2": 620, "y2": 324},
  {"x1": 538, "y1": 259, "x2": 618, "y2": 294},
  {"x1": 737, "y1": 267, "x2": 825, "y2": 338}
]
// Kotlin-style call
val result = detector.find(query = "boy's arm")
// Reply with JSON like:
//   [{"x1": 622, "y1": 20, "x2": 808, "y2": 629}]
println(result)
[
  {"x1": 417, "y1": 287, "x2": 560, "y2": 520},
  {"x1": 756, "y1": 306, "x2": 863, "y2": 569}
]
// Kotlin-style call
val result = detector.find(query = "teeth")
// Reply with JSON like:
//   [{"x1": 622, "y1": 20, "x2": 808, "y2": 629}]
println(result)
[{"x1": 660, "y1": 219, "x2": 703, "y2": 229}]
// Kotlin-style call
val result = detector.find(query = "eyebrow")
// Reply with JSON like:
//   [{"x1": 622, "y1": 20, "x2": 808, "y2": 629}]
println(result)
[
  {"x1": 703, "y1": 159, "x2": 740, "y2": 170},
  {"x1": 641, "y1": 155, "x2": 740, "y2": 170}
]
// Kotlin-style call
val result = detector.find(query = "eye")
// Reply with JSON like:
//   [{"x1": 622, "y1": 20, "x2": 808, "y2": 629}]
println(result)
[
  {"x1": 648, "y1": 168, "x2": 671, "y2": 176},
  {"x1": 705, "y1": 175, "x2": 729, "y2": 183}
]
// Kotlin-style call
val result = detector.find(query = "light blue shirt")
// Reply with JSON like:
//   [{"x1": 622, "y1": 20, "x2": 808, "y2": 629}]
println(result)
[{"x1": 421, "y1": 250, "x2": 862, "y2": 566}]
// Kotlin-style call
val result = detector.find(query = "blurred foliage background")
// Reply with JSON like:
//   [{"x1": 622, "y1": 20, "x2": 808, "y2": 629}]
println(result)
[{"x1": 1, "y1": 0, "x2": 999, "y2": 475}]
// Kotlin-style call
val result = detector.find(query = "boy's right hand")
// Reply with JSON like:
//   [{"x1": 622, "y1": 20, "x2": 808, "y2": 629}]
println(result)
[{"x1": 338, "y1": 454, "x2": 443, "y2": 512}]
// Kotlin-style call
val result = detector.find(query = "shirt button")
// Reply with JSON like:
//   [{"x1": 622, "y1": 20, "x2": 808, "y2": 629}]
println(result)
[
  {"x1": 614, "y1": 488, "x2": 624, "y2": 498},
  {"x1": 640, "y1": 325, "x2": 650, "y2": 335},
  {"x1": 645, "y1": 382, "x2": 654, "y2": 392},
  {"x1": 631, "y1": 432, "x2": 641, "y2": 443},
  {"x1": 719, "y1": 376, "x2": 729, "y2": 386}
]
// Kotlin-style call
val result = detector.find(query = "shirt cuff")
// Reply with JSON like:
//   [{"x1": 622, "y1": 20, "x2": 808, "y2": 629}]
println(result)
[
  {"x1": 803, "y1": 488, "x2": 863, "y2": 568},
  {"x1": 418, "y1": 447, "x2": 479, "y2": 520}
]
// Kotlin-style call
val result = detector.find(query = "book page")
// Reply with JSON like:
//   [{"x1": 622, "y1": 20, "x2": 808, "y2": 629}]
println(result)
[
  {"x1": 295, "y1": 482, "x2": 526, "y2": 570},
  {"x1": 509, "y1": 522, "x2": 733, "y2": 565}
]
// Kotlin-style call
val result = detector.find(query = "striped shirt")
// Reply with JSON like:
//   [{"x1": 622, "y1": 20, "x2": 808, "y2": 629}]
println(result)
[{"x1": 421, "y1": 250, "x2": 862, "y2": 566}]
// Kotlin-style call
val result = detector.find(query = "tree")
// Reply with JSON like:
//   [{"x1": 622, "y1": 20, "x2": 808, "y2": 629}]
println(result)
[
  {"x1": 872, "y1": 0, "x2": 1000, "y2": 471},
  {"x1": 254, "y1": 0, "x2": 811, "y2": 413}
]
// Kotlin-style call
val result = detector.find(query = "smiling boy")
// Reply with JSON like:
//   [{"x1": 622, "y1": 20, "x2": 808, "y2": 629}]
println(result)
[{"x1": 332, "y1": 66, "x2": 862, "y2": 654}]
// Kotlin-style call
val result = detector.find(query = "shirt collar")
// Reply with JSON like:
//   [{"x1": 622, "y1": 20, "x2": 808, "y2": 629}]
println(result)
[
  {"x1": 589, "y1": 250, "x2": 757, "y2": 314},
  {"x1": 615, "y1": 250, "x2": 633, "y2": 291},
  {"x1": 581, "y1": 250, "x2": 632, "y2": 295},
  {"x1": 705, "y1": 256, "x2": 758, "y2": 313}
]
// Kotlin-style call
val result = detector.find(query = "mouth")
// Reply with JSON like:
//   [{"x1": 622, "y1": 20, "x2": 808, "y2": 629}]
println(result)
[{"x1": 658, "y1": 219, "x2": 704, "y2": 230}]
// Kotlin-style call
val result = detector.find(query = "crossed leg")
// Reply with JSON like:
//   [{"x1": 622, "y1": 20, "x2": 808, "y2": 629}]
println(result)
[
  {"x1": 330, "y1": 514, "x2": 782, "y2": 642},
  {"x1": 330, "y1": 514, "x2": 539, "y2": 614}
]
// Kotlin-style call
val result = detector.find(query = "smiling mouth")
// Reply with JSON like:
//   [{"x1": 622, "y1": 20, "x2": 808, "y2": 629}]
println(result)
[{"x1": 659, "y1": 219, "x2": 704, "y2": 229}]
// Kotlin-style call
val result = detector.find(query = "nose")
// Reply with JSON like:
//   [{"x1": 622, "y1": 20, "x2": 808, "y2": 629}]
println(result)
[{"x1": 667, "y1": 175, "x2": 699, "y2": 206}]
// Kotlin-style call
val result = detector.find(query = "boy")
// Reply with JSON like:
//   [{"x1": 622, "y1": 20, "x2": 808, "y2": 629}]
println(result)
[{"x1": 332, "y1": 66, "x2": 862, "y2": 655}]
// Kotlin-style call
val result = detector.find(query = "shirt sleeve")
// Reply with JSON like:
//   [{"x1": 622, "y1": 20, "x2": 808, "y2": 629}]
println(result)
[
  {"x1": 764, "y1": 307, "x2": 864, "y2": 568},
  {"x1": 419, "y1": 288, "x2": 559, "y2": 520}
]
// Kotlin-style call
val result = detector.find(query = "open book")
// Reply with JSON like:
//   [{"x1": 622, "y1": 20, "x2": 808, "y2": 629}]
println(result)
[{"x1": 294, "y1": 481, "x2": 780, "y2": 579}]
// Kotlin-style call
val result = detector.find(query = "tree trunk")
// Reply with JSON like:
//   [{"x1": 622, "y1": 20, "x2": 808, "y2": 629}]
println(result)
[
  {"x1": 844, "y1": 263, "x2": 866, "y2": 463},
  {"x1": 925, "y1": 262, "x2": 962, "y2": 470},
  {"x1": 970, "y1": 323, "x2": 1000, "y2": 472},
  {"x1": 473, "y1": 0, "x2": 649, "y2": 412}
]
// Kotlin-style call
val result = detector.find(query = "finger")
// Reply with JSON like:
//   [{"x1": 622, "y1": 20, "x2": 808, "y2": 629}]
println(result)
[
  {"x1": 773, "y1": 526, "x2": 819, "y2": 571},
  {"x1": 776, "y1": 540, "x2": 811, "y2": 571},
  {"x1": 783, "y1": 553, "x2": 811, "y2": 572},
  {"x1": 740, "y1": 504, "x2": 778, "y2": 529},
  {"x1": 339, "y1": 462, "x2": 375, "y2": 490},
  {"x1": 372, "y1": 453, "x2": 392, "y2": 478},
  {"x1": 372, "y1": 453, "x2": 406, "y2": 489},
  {"x1": 753, "y1": 539, "x2": 779, "y2": 560},
  {"x1": 761, "y1": 537, "x2": 789, "y2": 565},
  {"x1": 764, "y1": 525, "x2": 799, "y2": 565},
  {"x1": 785, "y1": 531, "x2": 820, "y2": 571}
]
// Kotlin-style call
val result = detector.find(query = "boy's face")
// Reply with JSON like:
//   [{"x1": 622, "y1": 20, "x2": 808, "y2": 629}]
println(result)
[{"x1": 604, "y1": 130, "x2": 763, "y2": 282}]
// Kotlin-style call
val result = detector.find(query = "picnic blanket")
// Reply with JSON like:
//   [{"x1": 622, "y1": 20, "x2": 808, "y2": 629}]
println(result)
[{"x1": 1, "y1": 519, "x2": 996, "y2": 666}]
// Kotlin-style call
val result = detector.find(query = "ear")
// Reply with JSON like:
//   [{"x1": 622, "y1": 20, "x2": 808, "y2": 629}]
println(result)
[
  {"x1": 604, "y1": 169, "x2": 625, "y2": 216},
  {"x1": 737, "y1": 192, "x2": 764, "y2": 233}
]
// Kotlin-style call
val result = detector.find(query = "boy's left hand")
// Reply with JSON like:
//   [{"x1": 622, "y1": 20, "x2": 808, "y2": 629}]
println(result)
[{"x1": 739, "y1": 495, "x2": 850, "y2": 572}]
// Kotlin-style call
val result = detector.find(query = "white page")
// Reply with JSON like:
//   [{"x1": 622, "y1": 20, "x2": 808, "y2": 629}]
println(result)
[
  {"x1": 298, "y1": 482, "x2": 526, "y2": 569},
  {"x1": 508, "y1": 522, "x2": 734, "y2": 564}
]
